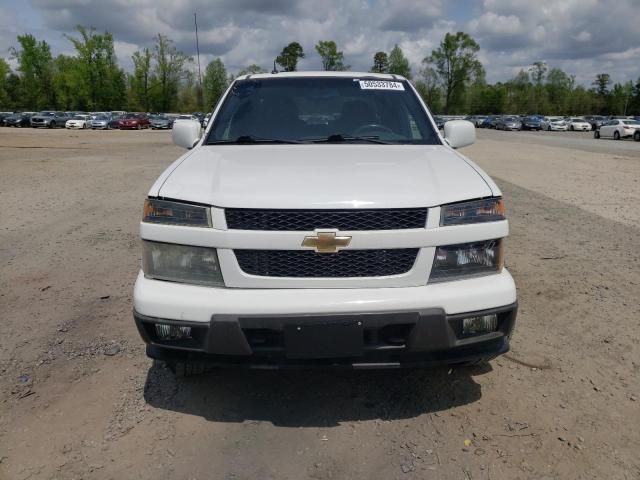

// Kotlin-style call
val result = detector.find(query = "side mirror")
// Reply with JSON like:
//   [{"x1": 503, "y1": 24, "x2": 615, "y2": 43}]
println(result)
[
  {"x1": 443, "y1": 120, "x2": 475, "y2": 149},
  {"x1": 172, "y1": 120, "x2": 202, "y2": 149}
]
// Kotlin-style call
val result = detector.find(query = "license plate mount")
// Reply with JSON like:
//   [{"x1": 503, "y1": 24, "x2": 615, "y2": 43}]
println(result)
[{"x1": 284, "y1": 320, "x2": 364, "y2": 359}]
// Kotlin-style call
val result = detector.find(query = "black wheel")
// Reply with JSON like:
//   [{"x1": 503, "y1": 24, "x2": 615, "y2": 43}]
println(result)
[
  {"x1": 634, "y1": 131, "x2": 640, "y2": 142},
  {"x1": 570, "y1": 125, "x2": 574, "y2": 131},
  {"x1": 594, "y1": 130, "x2": 600, "y2": 139},
  {"x1": 49, "y1": 121, "x2": 56, "y2": 129},
  {"x1": 614, "y1": 131, "x2": 620, "y2": 140},
  {"x1": 168, "y1": 361, "x2": 209, "y2": 377}
]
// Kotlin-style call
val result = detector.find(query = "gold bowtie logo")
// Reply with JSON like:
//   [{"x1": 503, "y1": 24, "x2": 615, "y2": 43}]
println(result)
[{"x1": 302, "y1": 232, "x2": 352, "y2": 253}]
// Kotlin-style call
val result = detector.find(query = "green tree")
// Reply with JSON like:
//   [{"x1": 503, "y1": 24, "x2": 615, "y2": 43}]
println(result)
[
  {"x1": 315, "y1": 40, "x2": 349, "y2": 71},
  {"x1": 152, "y1": 34, "x2": 192, "y2": 112},
  {"x1": 64, "y1": 26, "x2": 126, "y2": 110},
  {"x1": 593, "y1": 73, "x2": 611, "y2": 96},
  {"x1": 276, "y1": 42, "x2": 304, "y2": 72},
  {"x1": 177, "y1": 70, "x2": 199, "y2": 112},
  {"x1": 130, "y1": 48, "x2": 153, "y2": 111},
  {"x1": 52, "y1": 54, "x2": 83, "y2": 110},
  {"x1": 10, "y1": 34, "x2": 56, "y2": 109},
  {"x1": 203, "y1": 58, "x2": 228, "y2": 109},
  {"x1": 414, "y1": 65, "x2": 441, "y2": 111},
  {"x1": 545, "y1": 68, "x2": 573, "y2": 115},
  {"x1": 388, "y1": 44, "x2": 411, "y2": 78},
  {"x1": 370, "y1": 51, "x2": 389, "y2": 73},
  {"x1": 0, "y1": 58, "x2": 10, "y2": 108},
  {"x1": 423, "y1": 32, "x2": 483, "y2": 114}
]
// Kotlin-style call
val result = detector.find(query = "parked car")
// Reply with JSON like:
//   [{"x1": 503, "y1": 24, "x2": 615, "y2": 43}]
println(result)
[
  {"x1": 467, "y1": 115, "x2": 487, "y2": 127},
  {"x1": 65, "y1": 115, "x2": 91, "y2": 129},
  {"x1": 31, "y1": 111, "x2": 71, "y2": 128},
  {"x1": 540, "y1": 116, "x2": 568, "y2": 131},
  {"x1": 3, "y1": 112, "x2": 35, "y2": 127},
  {"x1": 433, "y1": 115, "x2": 445, "y2": 129},
  {"x1": 594, "y1": 119, "x2": 640, "y2": 140},
  {"x1": 565, "y1": 118, "x2": 591, "y2": 131},
  {"x1": 479, "y1": 115, "x2": 500, "y2": 129},
  {"x1": 119, "y1": 113, "x2": 150, "y2": 130},
  {"x1": 90, "y1": 115, "x2": 112, "y2": 130},
  {"x1": 0, "y1": 112, "x2": 14, "y2": 126},
  {"x1": 150, "y1": 115, "x2": 174, "y2": 129},
  {"x1": 108, "y1": 115, "x2": 124, "y2": 129},
  {"x1": 495, "y1": 116, "x2": 522, "y2": 131},
  {"x1": 135, "y1": 71, "x2": 516, "y2": 374},
  {"x1": 521, "y1": 116, "x2": 544, "y2": 131},
  {"x1": 584, "y1": 115, "x2": 606, "y2": 130}
]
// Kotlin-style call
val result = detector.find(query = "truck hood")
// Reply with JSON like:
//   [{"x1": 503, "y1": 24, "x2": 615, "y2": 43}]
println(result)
[{"x1": 155, "y1": 144, "x2": 494, "y2": 209}]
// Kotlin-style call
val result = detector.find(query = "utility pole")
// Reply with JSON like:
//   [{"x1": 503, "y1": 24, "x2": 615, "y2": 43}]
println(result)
[{"x1": 194, "y1": 12, "x2": 203, "y2": 111}]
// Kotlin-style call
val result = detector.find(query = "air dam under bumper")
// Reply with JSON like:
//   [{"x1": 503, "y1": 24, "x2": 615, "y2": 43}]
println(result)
[{"x1": 133, "y1": 270, "x2": 517, "y2": 367}]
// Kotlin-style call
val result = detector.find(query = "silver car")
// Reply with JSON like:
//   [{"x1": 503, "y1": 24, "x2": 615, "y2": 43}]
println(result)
[
  {"x1": 90, "y1": 115, "x2": 112, "y2": 130},
  {"x1": 495, "y1": 116, "x2": 522, "y2": 131}
]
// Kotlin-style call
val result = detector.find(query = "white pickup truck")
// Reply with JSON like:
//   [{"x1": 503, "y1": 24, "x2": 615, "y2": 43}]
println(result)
[{"x1": 133, "y1": 71, "x2": 517, "y2": 374}]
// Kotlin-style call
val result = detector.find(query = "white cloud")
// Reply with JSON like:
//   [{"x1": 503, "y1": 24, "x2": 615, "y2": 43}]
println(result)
[{"x1": 0, "y1": 0, "x2": 638, "y2": 85}]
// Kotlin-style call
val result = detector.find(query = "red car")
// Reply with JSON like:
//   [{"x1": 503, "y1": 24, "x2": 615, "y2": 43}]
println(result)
[{"x1": 118, "y1": 113, "x2": 150, "y2": 130}]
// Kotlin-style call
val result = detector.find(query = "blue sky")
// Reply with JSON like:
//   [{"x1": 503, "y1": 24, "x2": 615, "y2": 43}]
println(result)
[{"x1": 1, "y1": 0, "x2": 639, "y2": 86}]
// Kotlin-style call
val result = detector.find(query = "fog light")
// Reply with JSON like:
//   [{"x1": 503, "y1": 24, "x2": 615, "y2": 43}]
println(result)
[
  {"x1": 155, "y1": 324, "x2": 192, "y2": 340},
  {"x1": 462, "y1": 314, "x2": 498, "y2": 336}
]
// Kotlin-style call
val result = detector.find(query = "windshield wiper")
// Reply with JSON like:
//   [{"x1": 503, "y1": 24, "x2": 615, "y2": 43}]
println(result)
[
  {"x1": 208, "y1": 135, "x2": 304, "y2": 145},
  {"x1": 310, "y1": 134, "x2": 391, "y2": 145}
]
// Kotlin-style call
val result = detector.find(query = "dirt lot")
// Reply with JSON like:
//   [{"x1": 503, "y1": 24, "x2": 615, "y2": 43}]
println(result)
[{"x1": 1, "y1": 128, "x2": 639, "y2": 480}]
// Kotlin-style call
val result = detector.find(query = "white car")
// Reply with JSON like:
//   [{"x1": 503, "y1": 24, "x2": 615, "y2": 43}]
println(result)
[
  {"x1": 541, "y1": 116, "x2": 568, "y2": 131},
  {"x1": 595, "y1": 119, "x2": 640, "y2": 140},
  {"x1": 65, "y1": 115, "x2": 90, "y2": 129},
  {"x1": 565, "y1": 118, "x2": 591, "y2": 131},
  {"x1": 133, "y1": 71, "x2": 517, "y2": 374}
]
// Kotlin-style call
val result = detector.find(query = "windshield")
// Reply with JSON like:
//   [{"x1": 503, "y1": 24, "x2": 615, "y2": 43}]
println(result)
[
  {"x1": 206, "y1": 77, "x2": 440, "y2": 145},
  {"x1": 94, "y1": 115, "x2": 109, "y2": 120}
]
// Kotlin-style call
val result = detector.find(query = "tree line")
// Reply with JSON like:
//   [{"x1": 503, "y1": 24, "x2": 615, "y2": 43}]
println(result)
[{"x1": 1, "y1": 27, "x2": 639, "y2": 116}]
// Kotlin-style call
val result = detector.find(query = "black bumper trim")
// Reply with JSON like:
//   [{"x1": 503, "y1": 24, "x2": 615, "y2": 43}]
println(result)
[{"x1": 134, "y1": 302, "x2": 517, "y2": 367}]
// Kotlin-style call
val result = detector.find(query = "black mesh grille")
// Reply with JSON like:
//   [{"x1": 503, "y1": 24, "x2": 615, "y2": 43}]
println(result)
[
  {"x1": 225, "y1": 208, "x2": 427, "y2": 231},
  {"x1": 235, "y1": 249, "x2": 419, "y2": 278}
]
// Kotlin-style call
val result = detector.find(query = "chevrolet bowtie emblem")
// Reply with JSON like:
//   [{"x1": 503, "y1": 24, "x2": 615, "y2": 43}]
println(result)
[{"x1": 302, "y1": 232, "x2": 352, "y2": 253}]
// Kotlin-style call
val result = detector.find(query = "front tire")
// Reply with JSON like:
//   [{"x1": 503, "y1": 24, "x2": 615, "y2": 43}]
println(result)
[
  {"x1": 614, "y1": 131, "x2": 620, "y2": 140},
  {"x1": 594, "y1": 130, "x2": 600, "y2": 139},
  {"x1": 570, "y1": 125, "x2": 574, "y2": 131},
  {"x1": 634, "y1": 131, "x2": 640, "y2": 142},
  {"x1": 49, "y1": 121, "x2": 56, "y2": 129}
]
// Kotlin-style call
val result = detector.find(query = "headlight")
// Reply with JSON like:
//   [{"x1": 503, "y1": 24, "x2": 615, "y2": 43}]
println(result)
[
  {"x1": 429, "y1": 239, "x2": 503, "y2": 283},
  {"x1": 143, "y1": 198, "x2": 211, "y2": 226},
  {"x1": 142, "y1": 241, "x2": 224, "y2": 287},
  {"x1": 441, "y1": 198, "x2": 505, "y2": 226}
]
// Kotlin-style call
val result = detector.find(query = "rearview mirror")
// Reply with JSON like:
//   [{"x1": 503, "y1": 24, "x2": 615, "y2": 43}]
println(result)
[
  {"x1": 443, "y1": 120, "x2": 475, "y2": 149},
  {"x1": 172, "y1": 120, "x2": 202, "y2": 149}
]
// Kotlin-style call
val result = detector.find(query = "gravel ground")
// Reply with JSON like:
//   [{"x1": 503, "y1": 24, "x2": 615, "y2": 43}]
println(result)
[{"x1": 0, "y1": 128, "x2": 639, "y2": 479}]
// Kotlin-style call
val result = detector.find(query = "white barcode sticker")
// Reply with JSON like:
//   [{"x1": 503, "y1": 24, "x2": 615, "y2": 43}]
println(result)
[{"x1": 359, "y1": 80, "x2": 405, "y2": 91}]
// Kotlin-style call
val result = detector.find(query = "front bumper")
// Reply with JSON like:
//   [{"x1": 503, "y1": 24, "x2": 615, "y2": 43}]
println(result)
[{"x1": 133, "y1": 270, "x2": 517, "y2": 367}]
